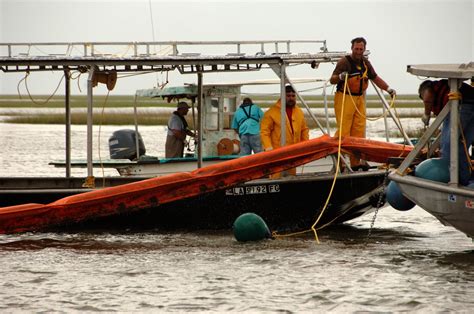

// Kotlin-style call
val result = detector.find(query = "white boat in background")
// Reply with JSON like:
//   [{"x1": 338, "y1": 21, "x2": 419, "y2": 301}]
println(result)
[{"x1": 389, "y1": 62, "x2": 474, "y2": 239}]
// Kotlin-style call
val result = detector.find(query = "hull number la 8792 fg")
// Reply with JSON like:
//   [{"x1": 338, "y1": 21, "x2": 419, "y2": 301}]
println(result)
[{"x1": 225, "y1": 184, "x2": 280, "y2": 196}]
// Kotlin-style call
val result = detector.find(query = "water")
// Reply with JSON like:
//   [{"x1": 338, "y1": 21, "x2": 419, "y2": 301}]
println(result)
[{"x1": 0, "y1": 123, "x2": 473, "y2": 312}]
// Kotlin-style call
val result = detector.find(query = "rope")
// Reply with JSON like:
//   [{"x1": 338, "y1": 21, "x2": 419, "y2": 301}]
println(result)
[
  {"x1": 449, "y1": 91, "x2": 471, "y2": 172},
  {"x1": 272, "y1": 74, "x2": 350, "y2": 243},
  {"x1": 345, "y1": 86, "x2": 397, "y2": 121},
  {"x1": 458, "y1": 119, "x2": 474, "y2": 172},
  {"x1": 309, "y1": 73, "x2": 349, "y2": 242},
  {"x1": 19, "y1": 72, "x2": 65, "y2": 105},
  {"x1": 448, "y1": 91, "x2": 462, "y2": 100},
  {"x1": 341, "y1": 79, "x2": 409, "y2": 158},
  {"x1": 70, "y1": 70, "x2": 83, "y2": 93},
  {"x1": 271, "y1": 75, "x2": 403, "y2": 243}
]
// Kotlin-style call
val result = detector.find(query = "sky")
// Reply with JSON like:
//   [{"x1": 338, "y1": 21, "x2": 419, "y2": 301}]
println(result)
[{"x1": 0, "y1": 0, "x2": 473, "y2": 96}]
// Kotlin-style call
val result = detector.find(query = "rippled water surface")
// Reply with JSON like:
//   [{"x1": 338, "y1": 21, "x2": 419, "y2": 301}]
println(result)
[{"x1": 0, "y1": 123, "x2": 473, "y2": 312}]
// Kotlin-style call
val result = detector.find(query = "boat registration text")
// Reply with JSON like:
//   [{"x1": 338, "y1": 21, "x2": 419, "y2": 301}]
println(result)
[{"x1": 225, "y1": 184, "x2": 280, "y2": 196}]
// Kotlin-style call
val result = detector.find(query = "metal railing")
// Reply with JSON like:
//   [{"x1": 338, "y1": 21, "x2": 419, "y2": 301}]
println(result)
[{"x1": 0, "y1": 40, "x2": 328, "y2": 58}]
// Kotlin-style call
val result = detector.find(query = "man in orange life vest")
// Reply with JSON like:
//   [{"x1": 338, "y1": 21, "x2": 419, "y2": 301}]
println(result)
[{"x1": 330, "y1": 37, "x2": 396, "y2": 170}]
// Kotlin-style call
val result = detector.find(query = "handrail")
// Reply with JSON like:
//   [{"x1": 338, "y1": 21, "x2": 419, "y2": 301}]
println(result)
[{"x1": 0, "y1": 40, "x2": 328, "y2": 58}]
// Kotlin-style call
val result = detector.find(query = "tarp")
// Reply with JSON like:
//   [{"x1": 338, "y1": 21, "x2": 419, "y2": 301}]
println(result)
[{"x1": 0, "y1": 135, "x2": 412, "y2": 234}]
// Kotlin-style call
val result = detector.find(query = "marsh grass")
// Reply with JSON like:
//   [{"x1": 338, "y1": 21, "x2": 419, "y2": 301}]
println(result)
[
  {"x1": 1, "y1": 94, "x2": 423, "y2": 125},
  {"x1": 6, "y1": 113, "x2": 172, "y2": 126}
]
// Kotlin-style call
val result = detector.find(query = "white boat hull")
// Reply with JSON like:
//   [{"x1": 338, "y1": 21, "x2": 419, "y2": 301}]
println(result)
[{"x1": 390, "y1": 174, "x2": 474, "y2": 239}]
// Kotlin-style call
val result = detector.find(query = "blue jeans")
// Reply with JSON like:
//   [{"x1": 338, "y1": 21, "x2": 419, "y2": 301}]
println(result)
[
  {"x1": 441, "y1": 103, "x2": 474, "y2": 185},
  {"x1": 239, "y1": 134, "x2": 263, "y2": 155}
]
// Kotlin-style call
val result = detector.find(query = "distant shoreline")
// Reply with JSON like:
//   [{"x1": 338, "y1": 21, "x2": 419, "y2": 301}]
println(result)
[{"x1": 0, "y1": 94, "x2": 424, "y2": 126}]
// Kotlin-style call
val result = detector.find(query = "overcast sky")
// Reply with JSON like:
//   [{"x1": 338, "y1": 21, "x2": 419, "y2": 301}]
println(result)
[{"x1": 0, "y1": 0, "x2": 473, "y2": 95}]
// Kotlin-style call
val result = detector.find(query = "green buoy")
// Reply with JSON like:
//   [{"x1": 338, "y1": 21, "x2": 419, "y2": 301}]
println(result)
[{"x1": 233, "y1": 213, "x2": 271, "y2": 242}]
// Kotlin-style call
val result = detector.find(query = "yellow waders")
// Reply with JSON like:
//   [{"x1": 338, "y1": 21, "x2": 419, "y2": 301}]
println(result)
[{"x1": 334, "y1": 91, "x2": 366, "y2": 167}]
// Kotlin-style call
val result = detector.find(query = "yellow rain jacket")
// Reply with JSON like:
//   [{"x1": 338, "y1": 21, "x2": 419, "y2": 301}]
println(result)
[{"x1": 261, "y1": 99, "x2": 309, "y2": 150}]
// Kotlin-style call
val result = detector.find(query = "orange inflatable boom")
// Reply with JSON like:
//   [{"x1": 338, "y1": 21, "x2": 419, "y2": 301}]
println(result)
[{"x1": 0, "y1": 135, "x2": 411, "y2": 234}]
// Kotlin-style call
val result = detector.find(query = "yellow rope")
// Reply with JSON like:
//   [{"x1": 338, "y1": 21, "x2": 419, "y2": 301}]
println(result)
[
  {"x1": 309, "y1": 73, "x2": 349, "y2": 243},
  {"x1": 272, "y1": 74, "x2": 403, "y2": 242},
  {"x1": 346, "y1": 86, "x2": 397, "y2": 121},
  {"x1": 448, "y1": 91, "x2": 462, "y2": 100},
  {"x1": 449, "y1": 91, "x2": 471, "y2": 172},
  {"x1": 273, "y1": 74, "x2": 350, "y2": 243}
]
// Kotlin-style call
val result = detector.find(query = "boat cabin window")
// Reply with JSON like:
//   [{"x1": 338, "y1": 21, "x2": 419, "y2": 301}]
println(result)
[
  {"x1": 223, "y1": 97, "x2": 236, "y2": 129},
  {"x1": 204, "y1": 96, "x2": 237, "y2": 130},
  {"x1": 205, "y1": 97, "x2": 220, "y2": 130}
]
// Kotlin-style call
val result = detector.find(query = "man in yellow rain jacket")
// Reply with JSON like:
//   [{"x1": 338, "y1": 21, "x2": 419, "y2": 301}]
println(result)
[
  {"x1": 330, "y1": 37, "x2": 395, "y2": 170},
  {"x1": 261, "y1": 85, "x2": 309, "y2": 177}
]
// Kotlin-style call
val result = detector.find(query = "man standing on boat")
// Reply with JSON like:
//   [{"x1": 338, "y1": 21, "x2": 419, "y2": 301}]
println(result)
[
  {"x1": 260, "y1": 85, "x2": 309, "y2": 176},
  {"x1": 165, "y1": 101, "x2": 196, "y2": 158},
  {"x1": 330, "y1": 37, "x2": 396, "y2": 170},
  {"x1": 232, "y1": 97, "x2": 264, "y2": 155},
  {"x1": 418, "y1": 79, "x2": 474, "y2": 185}
]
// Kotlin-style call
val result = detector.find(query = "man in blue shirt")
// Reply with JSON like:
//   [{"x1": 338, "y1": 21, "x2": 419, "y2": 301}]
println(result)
[{"x1": 231, "y1": 97, "x2": 264, "y2": 155}]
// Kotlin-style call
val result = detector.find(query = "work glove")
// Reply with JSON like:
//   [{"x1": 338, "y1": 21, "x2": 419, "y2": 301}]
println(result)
[
  {"x1": 387, "y1": 88, "x2": 396, "y2": 98},
  {"x1": 339, "y1": 71, "x2": 348, "y2": 81},
  {"x1": 421, "y1": 113, "x2": 431, "y2": 126}
]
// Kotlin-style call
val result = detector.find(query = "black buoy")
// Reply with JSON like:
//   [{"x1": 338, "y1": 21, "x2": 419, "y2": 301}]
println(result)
[
  {"x1": 233, "y1": 213, "x2": 271, "y2": 242},
  {"x1": 386, "y1": 181, "x2": 415, "y2": 211}
]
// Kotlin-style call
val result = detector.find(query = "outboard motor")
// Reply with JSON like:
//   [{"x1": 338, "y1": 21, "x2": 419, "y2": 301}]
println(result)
[{"x1": 109, "y1": 129, "x2": 146, "y2": 160}]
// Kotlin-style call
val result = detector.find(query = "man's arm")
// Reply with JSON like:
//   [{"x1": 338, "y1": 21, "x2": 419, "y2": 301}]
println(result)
[
  {"x1": 329, "y1": 58, "x2": 348, "y2": 85},
  {"x1": 372, "y1": 75, "x2": 389, "y2": 91}
]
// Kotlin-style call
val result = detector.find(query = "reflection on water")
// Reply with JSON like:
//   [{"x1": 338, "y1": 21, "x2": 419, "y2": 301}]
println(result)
[{"x1": 0, "y1": 123, "x2": 473, "y2": 311}]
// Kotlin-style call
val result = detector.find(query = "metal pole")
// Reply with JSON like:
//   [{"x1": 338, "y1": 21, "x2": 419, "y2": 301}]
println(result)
[
  {"x1": 133, "y1": 94, "x2": 140, "y2": 160},
  {"x1": 86, "y1": 66, "x2": 95, "y2": 178},
  {"x1": 197, "y1": 70, "x2": 203, "y2": 168},
  {"x1": 280, "y1": 63, "x2": 286, "y2": 147},
  {"x1": 396, "y1": 103, "x2": 450, "y2": 175},
  {"x1": 449, "y1": 78, "x2": 459, "y2": 185},
  {"x1": 370, "y1": 81, "x2": 413, "y2": 146},
  {"x1": 64, "y1": 69, "x2": 71, "y2": 178},
  {"x1": 323, "y1": 80, "x2": 330, "y2": 135},
  {"x1": 287, "y1": 78, "x2": 326, "y2": 135}
]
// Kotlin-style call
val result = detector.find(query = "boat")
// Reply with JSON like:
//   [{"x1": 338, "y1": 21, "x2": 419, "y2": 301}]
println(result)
[
  {"x1": 0, "y1": 40, "x2": 412, "y2": 233},
  {"x1": 0, "y1": 135, "x2": 412, "y2": 234},
  {"x1": 389, "y1": 62, "x2": 474, "y2": 239}
]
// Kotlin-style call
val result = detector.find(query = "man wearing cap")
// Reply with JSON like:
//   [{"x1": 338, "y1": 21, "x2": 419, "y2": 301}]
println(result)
[
  {"x1": 165, "y1": 101, "x2": 196, "y2": 158},
  {"x1": 260, "y1": 85, "x2": 309, "y2": 177}
]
